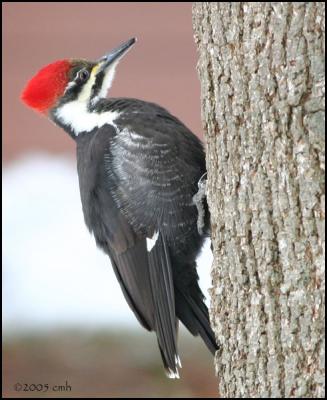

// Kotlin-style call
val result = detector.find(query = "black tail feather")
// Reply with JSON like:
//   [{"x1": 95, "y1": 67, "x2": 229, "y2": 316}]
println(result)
[
  {"x1": 175, "y1": 286, "x2": 219, "y2": 355},
  {"x1": 148, "y1": 232, "x2": 180, "y2": 378}
]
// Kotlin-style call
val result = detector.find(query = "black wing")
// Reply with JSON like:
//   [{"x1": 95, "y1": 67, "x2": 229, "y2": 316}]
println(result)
[
  {"x1": 106, "y1": 103, "x2": 206, "y2": 251},
  {"x1": 100, "y1": 102, "x2": 209, "y2": 374},
  {"x1": 106, "y1": 214, "x2": 180, "y2": 377},
  {"x1": 77, "y1": 124, "x2": 180, "y2": 376}
]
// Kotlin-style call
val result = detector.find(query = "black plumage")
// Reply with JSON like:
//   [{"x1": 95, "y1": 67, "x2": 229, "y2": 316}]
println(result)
[
  {"x1": 71, "y1": 98, "x2": 217, "y2": 376},
  {"x1": 22, "y1": 38, "x2": 219, "y2": 377}
]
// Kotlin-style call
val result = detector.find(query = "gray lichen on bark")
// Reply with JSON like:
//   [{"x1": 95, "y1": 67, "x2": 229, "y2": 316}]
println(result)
[{"x1": 192, "y1": 2, "x2": 325, "y2": 398}]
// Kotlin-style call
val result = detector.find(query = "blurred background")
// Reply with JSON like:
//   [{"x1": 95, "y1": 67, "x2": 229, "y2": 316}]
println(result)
[{"x1": 3, "y1": 2, "x2": 217, "y2": 397}]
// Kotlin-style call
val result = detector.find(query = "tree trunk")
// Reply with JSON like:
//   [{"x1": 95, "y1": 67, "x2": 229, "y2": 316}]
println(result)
[{"x1": 192, "y1": 2, "x2": 325, "y2": 398}]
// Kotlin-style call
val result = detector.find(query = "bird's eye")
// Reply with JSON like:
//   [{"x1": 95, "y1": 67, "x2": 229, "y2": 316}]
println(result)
[{"x1": 77, "y1": 69, "x2": 89, "y2": 82}]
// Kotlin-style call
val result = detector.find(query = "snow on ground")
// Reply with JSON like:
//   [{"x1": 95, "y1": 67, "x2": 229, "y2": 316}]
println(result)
[{"x1": 3, "y1": 154, "x2": 213, "y2": 333}]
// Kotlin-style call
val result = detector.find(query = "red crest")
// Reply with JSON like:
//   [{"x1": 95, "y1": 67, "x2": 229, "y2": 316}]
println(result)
[{"x1": 21, "y1": 60, "x2": 71, "y2": 113}]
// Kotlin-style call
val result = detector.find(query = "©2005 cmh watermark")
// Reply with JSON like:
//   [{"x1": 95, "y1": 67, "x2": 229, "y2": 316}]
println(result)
[{"x1": 14, "y1": 381, "x2": 72, "y2": 393}]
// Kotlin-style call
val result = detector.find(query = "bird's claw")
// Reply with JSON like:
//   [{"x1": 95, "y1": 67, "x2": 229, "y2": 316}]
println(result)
[{"x1": 192, "y1": 172, "x2": 207, "y2": 235}]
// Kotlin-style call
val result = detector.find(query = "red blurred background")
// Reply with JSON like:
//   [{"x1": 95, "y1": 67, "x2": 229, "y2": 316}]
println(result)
[{"x1": 3, "y1": 2, "x2": 203, "y2": 164}]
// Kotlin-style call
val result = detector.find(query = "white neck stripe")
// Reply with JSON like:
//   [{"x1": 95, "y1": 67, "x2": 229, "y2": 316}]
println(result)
[
  {"x1": 55, "y1": 62, "x2": 120, "y2": 136},
  {"x1": 54, "y1": 102, "x2": 120, "y2": 135}
]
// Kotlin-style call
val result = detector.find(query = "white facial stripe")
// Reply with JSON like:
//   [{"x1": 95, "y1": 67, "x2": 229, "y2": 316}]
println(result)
[
  {"x1": 54, "y1": 57, "x2": 125, "y2": 135},
  {"x1": 63, "y1": 81, "x2": 77, "y2": 94},
  {"x1": 77, "y1": 67, "x2": 98, "y2": 102},
  {"x1": 97, "y1": 43, "x2": 134, "y2": 100},
  {"x1": 97, "y1": 62, "x2": 118, "y2": 99},
  {"x1": 54, "y1": 102, "x2": 120, "y2": 135},
  {"x1": 98, "y1": 41, "x2": 132, "y2": 98},
  {"x1": 55, "y1": 63, "x2": 121, "y2": 135}
]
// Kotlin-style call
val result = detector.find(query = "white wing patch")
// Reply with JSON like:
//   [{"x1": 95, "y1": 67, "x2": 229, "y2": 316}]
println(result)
[{"x1": 146, "y1": 231, "x2": 159, "y2": 252}]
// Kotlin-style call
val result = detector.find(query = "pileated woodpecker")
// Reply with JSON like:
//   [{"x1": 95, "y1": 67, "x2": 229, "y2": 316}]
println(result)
[{"x1": 21, "y1": 38, "x2": 218, "y2": 378}]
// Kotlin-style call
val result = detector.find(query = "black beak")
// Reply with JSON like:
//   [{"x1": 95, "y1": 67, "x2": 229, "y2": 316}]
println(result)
[{"x1": 97, "y1": 38, "x2": 136, "y2": 71}]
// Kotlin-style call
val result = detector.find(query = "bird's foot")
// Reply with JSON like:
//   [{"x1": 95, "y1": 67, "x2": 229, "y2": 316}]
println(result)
[{"x1": 192, "y1": 172, "x2": 207, "y2": 235}]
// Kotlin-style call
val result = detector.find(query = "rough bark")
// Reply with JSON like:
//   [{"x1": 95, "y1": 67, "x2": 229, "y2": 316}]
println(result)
[{"x1": 192, "y1": 2, "x2": 325, "y2": 398}]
